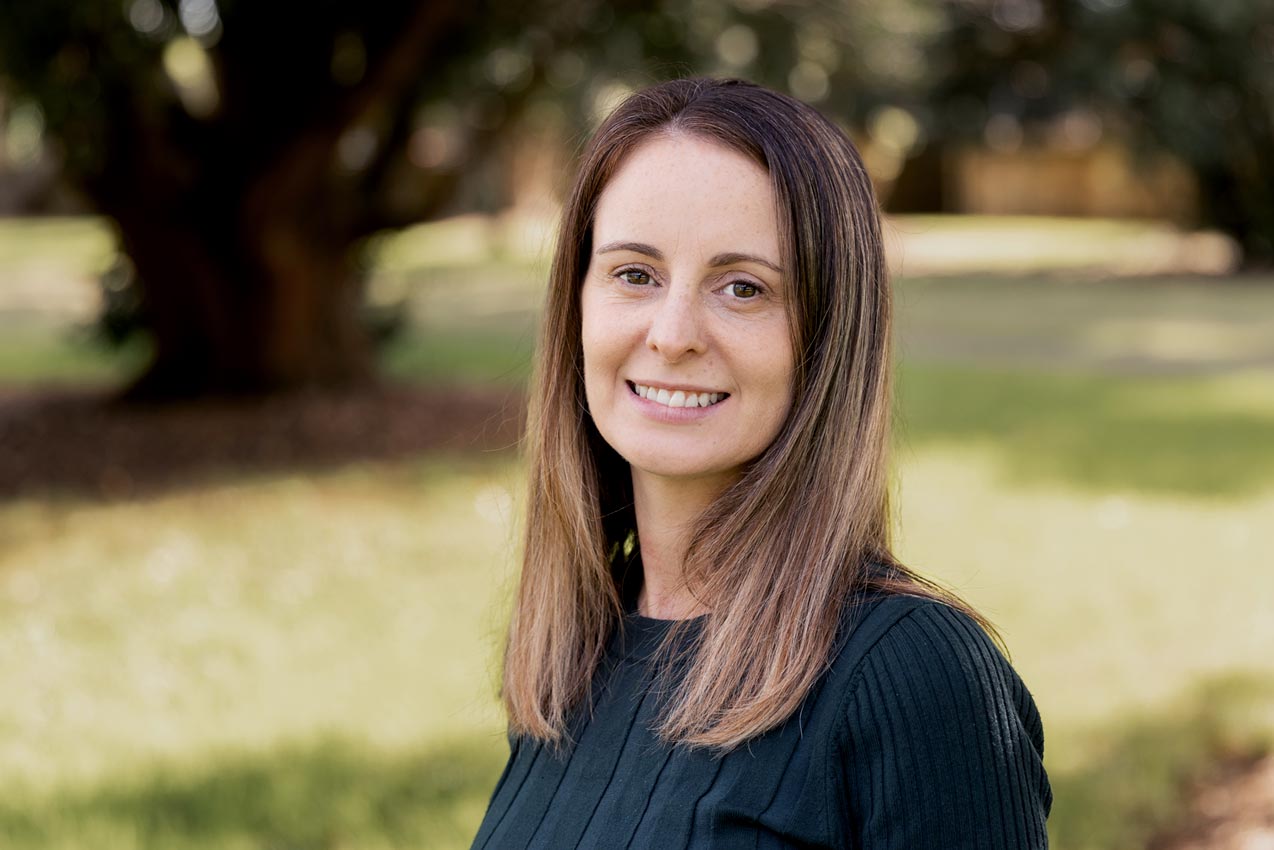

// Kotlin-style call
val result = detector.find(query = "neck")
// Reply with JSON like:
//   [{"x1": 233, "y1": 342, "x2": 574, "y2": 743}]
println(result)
[{"x1": 630, "y1": 468, "x2": 732, "y2": 620}]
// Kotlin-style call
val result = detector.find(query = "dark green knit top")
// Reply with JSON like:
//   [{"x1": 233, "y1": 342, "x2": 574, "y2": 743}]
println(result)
[{"x1": 471, "y1": 592, "x2": 1051, "y2": 849}]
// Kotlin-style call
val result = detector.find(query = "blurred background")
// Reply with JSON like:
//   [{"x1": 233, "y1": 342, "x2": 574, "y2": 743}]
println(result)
[{"x1": 1, "y1": 1, "x2": 1272, "y2": 848}]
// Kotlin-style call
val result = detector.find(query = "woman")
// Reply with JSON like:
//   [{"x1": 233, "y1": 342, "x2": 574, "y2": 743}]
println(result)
[{"x1": 472, "y1": 78, "x2": 1051, "y2": 849}]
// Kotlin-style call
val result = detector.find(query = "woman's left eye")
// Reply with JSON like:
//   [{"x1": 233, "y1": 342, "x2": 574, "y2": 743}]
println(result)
[{"x1": 728, "y1": 281, "x2": 761, "y2": 299}]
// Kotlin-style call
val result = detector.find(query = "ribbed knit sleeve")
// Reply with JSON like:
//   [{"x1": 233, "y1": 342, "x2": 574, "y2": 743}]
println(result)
[{"x1": 834, "y1": 601, "x2": 1051, "y2": 849}]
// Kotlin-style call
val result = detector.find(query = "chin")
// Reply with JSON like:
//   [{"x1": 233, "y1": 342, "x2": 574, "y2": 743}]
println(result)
[
  {"x1": 634, "y1": 463, "x2": 730, "y2": 482},
  {"x1": 623, "y1": 448, "x2": 744, "y2": 483}
]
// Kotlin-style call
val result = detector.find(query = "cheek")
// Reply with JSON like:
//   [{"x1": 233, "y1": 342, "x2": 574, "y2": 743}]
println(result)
[
  {"x1": 762, "y1": 378, "x2": 795, "y2": 434},
  {"x1": 580, "y1": 298, "x2": 620, "y2": 398},
  {"x1": 758, "y1": 334, "x2": 797, "y2": 431}
]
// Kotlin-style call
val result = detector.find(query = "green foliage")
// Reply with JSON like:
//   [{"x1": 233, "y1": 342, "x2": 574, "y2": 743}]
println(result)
[
  {"x1": 1, "y1": 0, "x2": 939, "y2": 393},
  {"x1": 5, "y1": 0, "x2": 1266, "y2": 395},
  {"x1": 936, "y1": 0, "x2": 1274, "y2": 258},
  {"x1": 0, "y1": 0, "x2": 942, "y2": 198}
]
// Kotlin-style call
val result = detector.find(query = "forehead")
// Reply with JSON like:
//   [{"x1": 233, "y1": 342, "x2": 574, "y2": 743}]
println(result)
[{"x1": 592, "y1": 133, "x2": 781, "y2": 262}]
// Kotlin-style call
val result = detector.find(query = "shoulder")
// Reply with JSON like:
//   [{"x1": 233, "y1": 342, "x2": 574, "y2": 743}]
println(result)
[
  {"x1": 832, "y1": 593, "x2": 1043, "y2": 745},
  {"x1": 827, "y1": 594, "x2": 1052, "y2": 847}
]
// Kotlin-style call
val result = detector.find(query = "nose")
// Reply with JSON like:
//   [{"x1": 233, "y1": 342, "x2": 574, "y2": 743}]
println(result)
[{"x1": 645, "y1": 286, "x2": 705, "y2": 363}]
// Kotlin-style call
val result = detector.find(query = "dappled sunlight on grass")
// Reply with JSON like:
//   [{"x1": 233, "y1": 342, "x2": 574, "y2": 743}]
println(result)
[
  {"x1": 1081, "y1": 316, "x2": 1271, "y2": 366},
  {"x1": 0, "y1": 737, "x2": 506, "y2": 850},
  {"x1": 898, "y1": 365, "x2": 1274, "y2": 497},
  {"x1": 0, "y1": 217, "x2": 115, "y2": 280},
  {"x1": 369, "y1": 212, "x2": 555, "y2": 274},
  {"x1": 894, "y1": 450, "x2": 1274, "y2": 721},
  {"x1": 0, "y1": 324, "x2": 148, "y2": 386},
  {"x1": 895, "y1": 450, "x2": 1274, "y2": 848},
  {"x1": 0, "y1": 458, "x2": 521, "y2": 799},
  {"x1": 895, "y1": 275, "x2": 1274, "y2": 375},
  {"x1": 1046, "y1": 674, "x2": 1274, "y2": 850},
  {"x1": 3, "y1": 213, "x2": 1273, "y2": 848},
  {"x1": 381, "y1": 325, "x2": 535, "y2": 388},
  {"x1": 2, "y1": 435, "x2": 1271, "y2": 848}
]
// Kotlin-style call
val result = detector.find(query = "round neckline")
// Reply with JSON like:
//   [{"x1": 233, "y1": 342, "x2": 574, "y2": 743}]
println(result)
[
  {"x1": 625, "y1": 607, "x2": 709, "y2": 628},
  {"x1": 626, "y1": 600, "x2": 711, "y2": 624},
  {"x1": 611, "y1": 542, "x2": 708, "y2": 660},
  {"x1": 610, "y1": 606, "x2": 708, "y2": 662}
]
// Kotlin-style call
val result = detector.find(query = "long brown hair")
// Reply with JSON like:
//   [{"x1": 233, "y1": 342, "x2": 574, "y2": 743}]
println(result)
[{"x1": 503, "y1": 77, "x2": 988, "y2": 750}]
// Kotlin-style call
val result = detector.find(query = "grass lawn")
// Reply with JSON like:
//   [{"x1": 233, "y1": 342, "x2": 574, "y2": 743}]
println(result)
[
  {"x1": 2, "y1": 362, "x2": 1271, "y2": 849},
  {"x1": 2, "y1": 216, "x2": 1273, "y2": 849}
]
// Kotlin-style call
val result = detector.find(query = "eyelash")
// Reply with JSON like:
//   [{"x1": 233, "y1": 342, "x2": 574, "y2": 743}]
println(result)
[
  {"x1": 611, "y1": 266, "x2": 766, "y2": 300},
  {"x1": 615, "y1": 267, "x2": 654, "y2": 287}
]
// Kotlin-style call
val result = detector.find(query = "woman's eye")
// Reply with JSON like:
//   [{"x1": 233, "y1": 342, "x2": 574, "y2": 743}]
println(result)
[
  {"x1": 730, "y1": 281, "x2": 760, "y2": 299},
  {"x1": 618, "y1": 269, "x2": 651, "y2": 286}
]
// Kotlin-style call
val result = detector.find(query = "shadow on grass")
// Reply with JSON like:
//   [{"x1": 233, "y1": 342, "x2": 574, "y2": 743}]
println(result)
[
  {"x1": 1049, "y1": 672, "x2": 1274, "y2": 850},
  {"x1": 5, "y1": 345, "x2": 1271, "y2": 504},
  {"x1": 898, "y1": 364, "x2": 1274, "y2": 498},
  {"x1": 381, "y1": 325, "x2": 535, "y2": 388},
  {"x1": 0, "y1": 735, "x2": 508, "y2": 850},
  {"x1": 4, "y1": 676, "x2": 1272, "y2": 850}
]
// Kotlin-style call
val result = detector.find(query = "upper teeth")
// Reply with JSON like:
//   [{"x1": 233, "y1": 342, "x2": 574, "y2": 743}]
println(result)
[{"x1": 633, "y1": 384, "x2": 725, "y2": 408}]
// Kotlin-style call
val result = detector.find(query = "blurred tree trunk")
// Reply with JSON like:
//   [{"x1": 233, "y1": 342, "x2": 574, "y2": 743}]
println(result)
[
  {"x1": 885, "y1": 142, "x2": 948, "y2": 214},
  {"x1": 106, "y1": 192, "x2": 370, "y2": 399},
  {"x1": 95, "y1": 108, "x2": 374, "y2": 397},
  {"x1": 1, "y1": 0, "x2": 491, "y2": 399},
  {"x1": 1194, "y1": 95, "x2": 1274, "y2": 263},
  {"x1": 100, "y1": 1, "x2": 469, "y2": 399},
  {"x1": 2, "y1": 0, "x2": 831, "y2": 400}
]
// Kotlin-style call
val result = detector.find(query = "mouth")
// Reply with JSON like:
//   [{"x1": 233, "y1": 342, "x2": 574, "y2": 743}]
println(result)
[{"x1": 627, "y1": 381, "x2": 730, "y2": 409}]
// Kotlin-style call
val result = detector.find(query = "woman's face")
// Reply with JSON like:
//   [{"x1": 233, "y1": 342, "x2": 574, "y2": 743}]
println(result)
[{"x1": 580, "y1": 132, "x2": 795, "y2": 488}]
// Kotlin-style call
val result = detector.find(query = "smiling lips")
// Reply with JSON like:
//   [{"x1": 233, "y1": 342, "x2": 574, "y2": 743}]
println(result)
[{"x1": 629, "y1": 381, "x2": 729, "y2": 409}]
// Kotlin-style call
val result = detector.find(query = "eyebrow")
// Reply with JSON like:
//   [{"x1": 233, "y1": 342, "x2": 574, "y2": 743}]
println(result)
[{"x1": 595, "y1": 241, "x2": 783, "y2": 275}]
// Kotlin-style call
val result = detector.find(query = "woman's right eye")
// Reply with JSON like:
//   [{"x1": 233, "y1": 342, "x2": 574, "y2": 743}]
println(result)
[{"x1": 617, "y1": 269, "x2": 652, "y2": 286}]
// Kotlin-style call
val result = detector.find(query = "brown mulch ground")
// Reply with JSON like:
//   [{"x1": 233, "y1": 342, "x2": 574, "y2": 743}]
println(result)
[
  {"x1": 0, "y1": 383, "x2": 525, "y2": 502},
  {"x1": 1150, "y1": 754, "x2": 1274, "y2": 850}
]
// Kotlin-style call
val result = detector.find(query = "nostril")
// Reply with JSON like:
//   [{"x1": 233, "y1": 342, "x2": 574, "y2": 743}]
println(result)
[{"x1": 646, "y1": 310, "x2": 706, "y2": 356}]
